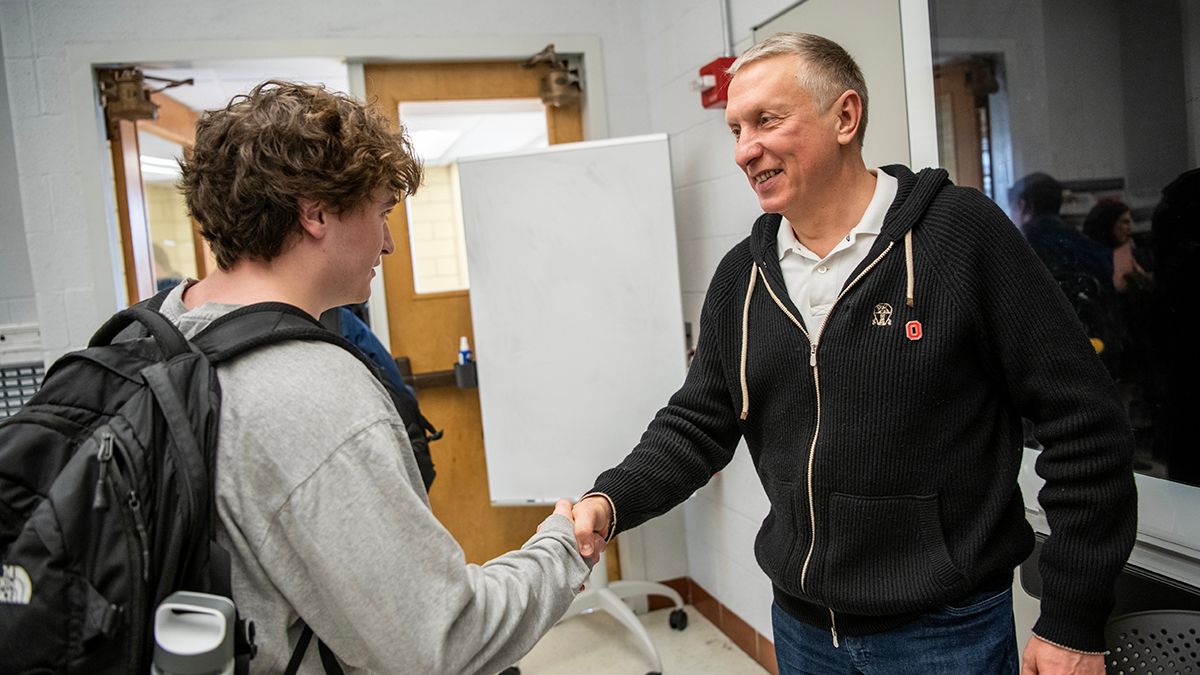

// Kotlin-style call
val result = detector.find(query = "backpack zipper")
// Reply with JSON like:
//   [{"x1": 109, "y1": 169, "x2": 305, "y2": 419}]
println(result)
[
  {"x1": 126, "y1": 492, "x2": 150, "y2": 583},
  {"x1": 96, "y1": 428, "x2": 149, "y2": 673},
  {"x1": 93, "y1": 433, "x2": 114, "y2": 510},
  {"x1": 101, "y1": 431, "x2": 151, "y2": 582}
]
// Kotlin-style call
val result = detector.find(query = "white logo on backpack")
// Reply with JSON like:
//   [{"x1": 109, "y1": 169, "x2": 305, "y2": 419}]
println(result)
[{"x1": 0, "y1": 564, "x2": 32, "y2": 604}]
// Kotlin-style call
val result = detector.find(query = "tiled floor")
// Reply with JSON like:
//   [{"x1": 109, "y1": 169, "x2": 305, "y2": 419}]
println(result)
[{"x1": 517, "y1": 605, "x2": 769, "y2": 674}]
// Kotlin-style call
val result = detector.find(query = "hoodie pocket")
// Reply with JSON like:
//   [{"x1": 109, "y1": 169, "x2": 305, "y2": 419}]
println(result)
[
  {"x1": 754, "y1": 480, "x2": 803, "y2": 589},
  {"x1": 823, "y1": 492, "x2": 964, "y2": 615}
]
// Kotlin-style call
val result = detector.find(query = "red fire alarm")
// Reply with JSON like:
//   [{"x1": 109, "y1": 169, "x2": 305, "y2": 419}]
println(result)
[{"x1": 699, "y1": 56, "x2": 736, "y2": 109}]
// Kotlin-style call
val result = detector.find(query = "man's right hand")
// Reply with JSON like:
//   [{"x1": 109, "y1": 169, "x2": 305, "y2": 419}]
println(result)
[{"x1": 572, "y1": 496, "x2": 612, "y2": 564}]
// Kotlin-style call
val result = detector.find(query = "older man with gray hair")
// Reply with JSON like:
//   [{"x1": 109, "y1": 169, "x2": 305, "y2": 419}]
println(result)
[{"x1": 573, "y1": 32, "x2": 1135, "y2": 675}]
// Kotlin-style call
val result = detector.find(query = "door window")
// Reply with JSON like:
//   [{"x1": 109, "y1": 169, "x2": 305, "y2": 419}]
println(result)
[
  {"x1": 400, "y1": 98, "x2": 548, "y2": 294},
  {"x1": 138, "y1": 130, "x2": 197, "y2": 291}
]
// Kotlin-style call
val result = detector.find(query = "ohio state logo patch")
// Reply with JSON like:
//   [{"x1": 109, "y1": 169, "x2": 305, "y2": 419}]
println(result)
[{"x1": 906, "y1": 320, "x2": 923, "y2": 341}]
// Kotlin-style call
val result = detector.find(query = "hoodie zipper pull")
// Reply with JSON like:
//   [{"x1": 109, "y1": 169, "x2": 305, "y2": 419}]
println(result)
[
  {"x1": 809, "y1": 343, "x2": 818, "y2": 368},
  {"x1": 93, "y1": 434, "x2": 113, "y2": 510},
  {"x1": 829, "y1": 609, "x2": 840, "y2": 648}
]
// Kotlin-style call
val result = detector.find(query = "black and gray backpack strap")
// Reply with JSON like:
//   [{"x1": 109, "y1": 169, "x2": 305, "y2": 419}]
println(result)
[
  {"x1": 191, "y1": 302, "x2": 378, "y2": 373},
  {"x1": 283, "y1": 622, "x2": 345, "y2": 675}
]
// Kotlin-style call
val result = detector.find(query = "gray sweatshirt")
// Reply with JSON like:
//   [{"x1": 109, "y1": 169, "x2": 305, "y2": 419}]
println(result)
[{"x1": 160, "y1": 283, "x2": 589, "y2": 674}]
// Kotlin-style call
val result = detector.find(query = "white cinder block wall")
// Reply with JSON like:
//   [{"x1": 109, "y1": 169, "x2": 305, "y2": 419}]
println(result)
[{"x1": 0, "y1": 26, "x2": 36, "y2": 329}]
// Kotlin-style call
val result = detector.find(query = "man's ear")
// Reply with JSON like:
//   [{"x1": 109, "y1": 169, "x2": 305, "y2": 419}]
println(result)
[
  {"x1": 297, "y1": 197, "x2": 328, "y2": 239},
  {"x1": 832, "y1": 89, "x2": 863, "y2": 147}
]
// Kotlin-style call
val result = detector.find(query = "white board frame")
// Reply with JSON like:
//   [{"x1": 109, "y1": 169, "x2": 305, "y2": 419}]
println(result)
[{"x1": 457, "y1": 134, "x2": 686, "y2": 505}]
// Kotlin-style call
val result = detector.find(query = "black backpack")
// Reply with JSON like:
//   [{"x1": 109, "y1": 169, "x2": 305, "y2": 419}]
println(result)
[{"x1": 0, "y1": 298, "x2": 368, "y2": 674}]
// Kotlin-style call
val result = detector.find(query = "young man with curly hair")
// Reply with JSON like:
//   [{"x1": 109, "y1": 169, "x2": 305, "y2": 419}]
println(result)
[{"x1": 165, "y1": 81, "x2": 592, "y2": 674}]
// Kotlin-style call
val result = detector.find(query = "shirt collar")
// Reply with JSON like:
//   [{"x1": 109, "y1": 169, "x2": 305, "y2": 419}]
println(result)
[{"x1": 776, "y1": 169, "x2": 899, "y2": 261}]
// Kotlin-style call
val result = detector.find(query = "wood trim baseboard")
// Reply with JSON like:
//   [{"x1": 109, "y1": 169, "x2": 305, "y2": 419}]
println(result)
[{"x1": 651, "y1": 576, "x2": 779, "y2": 675}]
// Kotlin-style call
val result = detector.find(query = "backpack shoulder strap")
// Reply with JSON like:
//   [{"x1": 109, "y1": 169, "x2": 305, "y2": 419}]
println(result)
[
  {"x1": 284, "y1": 623, "x2": 345, "y2": 675},
  {"x1": 189, "y1": 302, "x2": 382, "y2": 376},
  {"x1": 317, "y1": 307, "x2": 342, "y2": 334}
]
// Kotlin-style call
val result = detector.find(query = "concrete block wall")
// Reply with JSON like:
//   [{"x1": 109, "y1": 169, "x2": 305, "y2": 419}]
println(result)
[{"x1": 0, "y1": 26, "x2": 35, "y2": 329}]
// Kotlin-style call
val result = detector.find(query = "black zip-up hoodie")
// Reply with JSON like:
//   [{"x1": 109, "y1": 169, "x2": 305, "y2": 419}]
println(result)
[{"x1": 590, "y1": 165, "x2": 1136, "y2": 652}]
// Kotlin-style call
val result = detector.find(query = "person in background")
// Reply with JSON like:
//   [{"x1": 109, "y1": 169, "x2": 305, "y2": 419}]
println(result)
[
  {"x1": 571, "y1": 33, "x2": 1136, "y2": 675},
  {"x1": 1083, "y1": 199, "x2": 1151, "y2": 292},
  {"x1": 1082, "y1": 199, "x2": 1155, "y2": 434},
  {"x1": 165, "y1": 80, "x2": 594, "y2": 674},
  {"x1": 1012, "y1": 172, "x2": 1123, "y2": 374},
  {"x1": 1011, "y1": 173, "x2": 1115, "y2": 294},
  {"x1": 153, "y1": 242, "x2": 185, "y2": 292}
]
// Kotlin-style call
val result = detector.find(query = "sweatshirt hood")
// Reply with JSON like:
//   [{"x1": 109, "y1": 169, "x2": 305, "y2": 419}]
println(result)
[
  {"x1": 748, "y1": 165, "x2": 951, "y2": 266},
  {"x1": 735, "y1": 165, "x2": 951, "y2": 421}
]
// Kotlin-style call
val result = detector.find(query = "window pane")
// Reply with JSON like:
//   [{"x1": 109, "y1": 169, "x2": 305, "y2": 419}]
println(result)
[
  {"x1": 401, "y1": 99, "x2": 548, "y2": 294},
  {"x1": 138, "y1": 130, "x2": 197, "y2": 291},
  {"x1": 929, "y1": 0, "x2": 1199, "y2": 488}
]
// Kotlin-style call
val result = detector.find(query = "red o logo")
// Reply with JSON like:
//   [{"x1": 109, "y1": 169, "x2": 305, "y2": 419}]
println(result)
[{"x1": 906, "y1": 320, "x2": 923, "y2": 341}]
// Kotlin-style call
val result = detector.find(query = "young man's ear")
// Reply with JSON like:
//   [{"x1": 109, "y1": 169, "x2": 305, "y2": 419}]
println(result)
[{"x1": 297, "y1": 197, "x2": 328, "y2": 239}]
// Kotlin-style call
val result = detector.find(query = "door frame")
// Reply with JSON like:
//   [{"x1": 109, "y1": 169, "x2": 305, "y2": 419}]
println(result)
[{"x1": 67, "y1": 35, "x2": 608, "y2": 321}]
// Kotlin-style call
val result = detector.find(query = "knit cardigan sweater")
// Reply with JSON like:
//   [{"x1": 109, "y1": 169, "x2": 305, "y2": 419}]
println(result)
[{"x1": 590, "y1": 165, "x2": 1137, "y2": 652}]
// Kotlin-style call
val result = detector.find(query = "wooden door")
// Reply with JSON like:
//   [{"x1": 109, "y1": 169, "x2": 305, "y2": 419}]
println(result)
[
  {"x1": 933, "y1": 57, "x2": 998, "y2": 193},
  {"x1": 364, "y1": 62, "x2": 586, "y2": 564}
]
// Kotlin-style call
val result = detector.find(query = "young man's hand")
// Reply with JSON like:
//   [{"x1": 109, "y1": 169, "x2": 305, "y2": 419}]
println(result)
[{"x1": 1021, "y1": 636, "x2": 1104, "y2": 675}]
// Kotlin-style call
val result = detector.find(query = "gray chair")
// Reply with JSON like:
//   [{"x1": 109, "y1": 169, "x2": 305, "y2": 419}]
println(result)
[{"x1": 1105, "y1": 610, "x2": 1200, "y2": 674}]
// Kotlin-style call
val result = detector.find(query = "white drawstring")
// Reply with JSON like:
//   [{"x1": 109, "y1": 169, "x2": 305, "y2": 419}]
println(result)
[
  {"x1": 904, "y1": 229, "x2": 915, "y2": 308},
  {"x1": 739, "y1": 264, "x2": 758, "y2": 420}
]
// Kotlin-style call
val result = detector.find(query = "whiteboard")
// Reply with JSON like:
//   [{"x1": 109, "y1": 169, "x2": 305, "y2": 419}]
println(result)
[{"x1": 457, "y1": 134, "x2": 686, "y2": 504}]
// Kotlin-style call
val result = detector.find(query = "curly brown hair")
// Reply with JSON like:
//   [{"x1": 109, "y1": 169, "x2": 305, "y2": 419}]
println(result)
[{"x1": 180, "y1": 80, "x2": 422, "y2": 270}]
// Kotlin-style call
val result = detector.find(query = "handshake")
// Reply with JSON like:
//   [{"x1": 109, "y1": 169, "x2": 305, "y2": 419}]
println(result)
[{"x1": 540, "y1": 496, "x2": 614, "y2": 566}]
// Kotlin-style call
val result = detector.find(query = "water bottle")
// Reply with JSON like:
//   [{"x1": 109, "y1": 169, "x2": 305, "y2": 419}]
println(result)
[
  {"x1": 151, "y1": 591, "x2": 235, "y2": 675},
  {"x1": 455, "y1": 335, "x2": 478, "y2": 388}
]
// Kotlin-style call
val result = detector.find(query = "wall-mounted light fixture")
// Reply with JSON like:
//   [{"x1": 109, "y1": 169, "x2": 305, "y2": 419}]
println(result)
[
  {"x1": 96, "y1": 68, "x2": 193, "y2": 139},
  {"x1": 522, "y1": 44, "x2": 582, "y2": 108}
]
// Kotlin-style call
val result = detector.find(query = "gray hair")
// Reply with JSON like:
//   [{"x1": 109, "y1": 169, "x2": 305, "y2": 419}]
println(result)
[{"x1": 728, "y1": 32, "x2": 868, "y2": 145}]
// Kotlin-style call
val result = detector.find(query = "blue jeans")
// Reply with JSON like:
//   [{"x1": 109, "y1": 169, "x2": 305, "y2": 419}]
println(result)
[{"x1": 771, "y1": 587, "x2": 1019, "y2": 674}]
